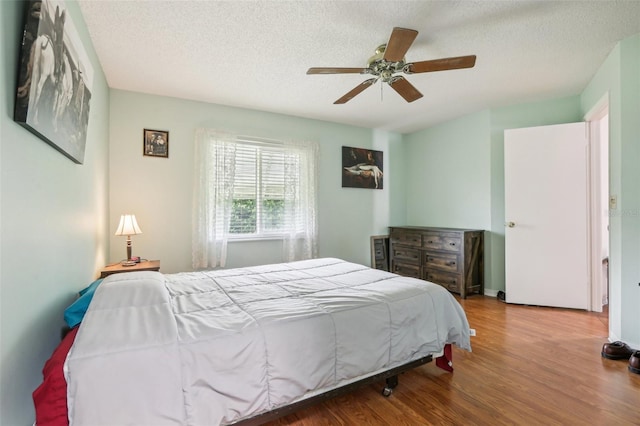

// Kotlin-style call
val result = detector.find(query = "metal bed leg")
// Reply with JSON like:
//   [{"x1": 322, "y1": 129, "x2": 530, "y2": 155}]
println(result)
[{"x1": 382, "y1": 375, "x2": 398, "y2": 397}]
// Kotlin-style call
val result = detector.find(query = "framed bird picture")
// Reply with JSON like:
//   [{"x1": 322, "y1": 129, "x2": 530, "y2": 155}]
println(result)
[{"x1": 342, "y1": 146, "x2": 383, "y2": 189}]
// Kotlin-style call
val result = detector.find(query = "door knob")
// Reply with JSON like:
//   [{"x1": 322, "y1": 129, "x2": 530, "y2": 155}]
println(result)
[{"x1": 505, "y1": 221, "x2": 516, "y2": 228}]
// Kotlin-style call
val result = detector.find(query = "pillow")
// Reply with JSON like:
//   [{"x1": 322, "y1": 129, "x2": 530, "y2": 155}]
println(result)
[{"x1": 64, "y1": 278, "x2": 103, "y2": 328}]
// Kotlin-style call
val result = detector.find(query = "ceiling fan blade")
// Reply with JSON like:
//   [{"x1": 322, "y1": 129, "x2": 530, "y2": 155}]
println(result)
[
  {"x1": 383, "y1": 27, "x2": 418, "y2": 62},
  {"x1": 307, "y1": 67, "x2": 369, "y2": 75},
  {"x1": 334, "y1": 78, "x2": 378, "y2": 104},
  {"x1": 406, "y1": 55, "x2": 477, "y2": 74},
  {"x1": 388, "y1": 76, "x2": 423, "y2": 103}
]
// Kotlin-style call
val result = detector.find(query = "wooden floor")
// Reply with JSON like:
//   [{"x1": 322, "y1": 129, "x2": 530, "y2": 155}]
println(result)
[{"x1": 267, "y1": 296, "x2": 640, "y2": 425}]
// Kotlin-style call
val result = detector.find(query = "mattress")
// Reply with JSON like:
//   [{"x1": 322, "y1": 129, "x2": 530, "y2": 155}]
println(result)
[{"x1": 64, "y1": 258, "x2": 471, "y2": 425}]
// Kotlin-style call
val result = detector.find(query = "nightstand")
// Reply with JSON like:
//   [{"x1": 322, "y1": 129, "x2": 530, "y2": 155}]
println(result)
[{"x1": 99, "y1": 260, "x2": 160, "y2": 278}]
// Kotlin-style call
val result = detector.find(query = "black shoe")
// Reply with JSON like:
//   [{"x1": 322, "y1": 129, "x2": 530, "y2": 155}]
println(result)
[{"x1": 601, "y1": 341, "x2": 634, "y2": 360}]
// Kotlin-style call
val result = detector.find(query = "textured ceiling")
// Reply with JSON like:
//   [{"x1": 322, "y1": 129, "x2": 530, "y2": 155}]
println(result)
[{"x1": 77, "y1": 0, "x2": 640, "y2": 134}]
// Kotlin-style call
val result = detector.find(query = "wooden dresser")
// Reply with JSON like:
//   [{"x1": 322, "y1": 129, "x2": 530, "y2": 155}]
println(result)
[{"x1": 389, "y1": 226, "x2": 484, "y2": 298}]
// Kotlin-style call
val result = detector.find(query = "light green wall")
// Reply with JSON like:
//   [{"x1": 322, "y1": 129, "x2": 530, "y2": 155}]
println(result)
[
  {"x1": 581, "y1": 34, "x2": 640, "y2": 345},
  {"x1": 617, "y1": 35, "x2": 640, "y2": 347},
  {"x1": 402, "y1": 111, "x2": 492, "y2": 288},
  {"x1": 387, "y1": 130, "x2": 407, "y2": 225},
  {"x1": 0, "y1": 1, "x2": 110, "y2": 424},
  {"x1": 109, "y1": 90, "x2": 401, "y2": 273},
  {"x1": 403, "y1": 110, "x2": 492, "y2": 229}
]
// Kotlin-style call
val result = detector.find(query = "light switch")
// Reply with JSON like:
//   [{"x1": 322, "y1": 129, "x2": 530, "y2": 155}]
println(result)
[{"x1": 609, "y1": 195, "x2": 617, "y2": 210}]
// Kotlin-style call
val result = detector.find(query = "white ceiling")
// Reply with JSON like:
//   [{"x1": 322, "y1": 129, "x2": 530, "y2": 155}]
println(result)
[{"x1": 77, "y1": 0, "x2": 640, "y2": 134}]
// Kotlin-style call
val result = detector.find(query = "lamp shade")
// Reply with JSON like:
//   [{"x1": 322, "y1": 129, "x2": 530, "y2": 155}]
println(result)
[{"x1": 115, "y1": 214, "x2": 142, "y2": 236}]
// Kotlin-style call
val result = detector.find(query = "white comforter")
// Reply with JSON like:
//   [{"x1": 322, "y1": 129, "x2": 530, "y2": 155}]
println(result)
[{"x1": 65, "y1": 258, "x2": 471, "y2": 425}]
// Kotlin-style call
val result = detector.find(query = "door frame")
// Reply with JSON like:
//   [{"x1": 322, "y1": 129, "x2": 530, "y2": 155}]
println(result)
[{"x1": 585, "y1": 93, "x2": 610, "y2": 313}]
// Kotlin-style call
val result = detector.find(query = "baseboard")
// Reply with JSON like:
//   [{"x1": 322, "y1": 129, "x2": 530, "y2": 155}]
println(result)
[
  {"x1": 608, "y1": 332, "x2": 621, "y2": 343},
  {"x1": 484, "y1": 289, "x2": 499, "y2": 298}
]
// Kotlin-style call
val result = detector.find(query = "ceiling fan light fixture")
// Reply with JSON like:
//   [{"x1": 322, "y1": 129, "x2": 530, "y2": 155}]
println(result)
[
  {"x1": 380, "y1": 69, "x2": 394, "y2": 82},
  {"x1": 368, "y1": 44, "x2": 406, "y2": 79}
]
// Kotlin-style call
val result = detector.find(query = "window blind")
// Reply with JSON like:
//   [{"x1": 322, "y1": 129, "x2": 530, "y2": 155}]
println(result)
[{"x1": 230, "y1": 143, "x2": 291, "y2": 236}]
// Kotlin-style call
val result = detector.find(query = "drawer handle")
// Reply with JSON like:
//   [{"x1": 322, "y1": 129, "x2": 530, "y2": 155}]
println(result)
[
  {"x1": 427, "y1": 240, "x2": 434, "y2": 244},
  {"x1": 449, "y1": 242, "x2": 456, "y2": 246},
  {"x1": 448, "y1": 261, "x2": 456, "y2": 266}
]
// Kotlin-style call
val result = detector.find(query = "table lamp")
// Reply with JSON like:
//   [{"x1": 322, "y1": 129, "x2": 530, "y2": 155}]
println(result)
[{"x1": 115, "y1": 214, "x2": 142, "y2": 266}]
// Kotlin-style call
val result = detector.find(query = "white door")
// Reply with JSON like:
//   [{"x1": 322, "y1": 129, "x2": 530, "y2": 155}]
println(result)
[{"x1": 504, "y1": 122, "x2": 589, "y2": 309}]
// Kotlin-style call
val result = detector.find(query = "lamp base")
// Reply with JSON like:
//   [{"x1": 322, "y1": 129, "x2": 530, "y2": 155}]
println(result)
[{"x1": 120, "y1": 260, "x2": 137, "y2": 267}]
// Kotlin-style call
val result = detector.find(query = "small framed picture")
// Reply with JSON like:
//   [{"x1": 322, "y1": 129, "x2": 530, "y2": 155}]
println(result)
[{"x1": 143, "y1": 129, "x2": 169, "y2": 158}]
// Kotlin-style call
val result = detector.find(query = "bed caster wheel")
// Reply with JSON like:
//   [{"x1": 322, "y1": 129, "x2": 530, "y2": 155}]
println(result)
[{"x1": 382, "y1": 387, "x2": 393, "y2": 397}]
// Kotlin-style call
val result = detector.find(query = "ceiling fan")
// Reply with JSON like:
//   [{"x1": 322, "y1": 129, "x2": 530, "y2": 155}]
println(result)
[{"x1": 307, "y1": 27, "x2": 476, "y2": 104}]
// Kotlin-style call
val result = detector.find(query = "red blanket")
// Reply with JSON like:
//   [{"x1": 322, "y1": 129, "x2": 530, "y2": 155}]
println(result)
[{"x1": 33, "y1": 327, "x2": 78, "y2": 426}]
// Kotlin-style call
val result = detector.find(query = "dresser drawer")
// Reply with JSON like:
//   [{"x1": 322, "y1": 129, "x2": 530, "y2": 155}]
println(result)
[
  {"x1": 424, "y1": 252, "x2": 460, "y2": 273},
  {"x1": 390, "y1": 230, "x2": 422, "y2": 247},
  {"x1": 391, "y1": 246, "x2": 421, "y2": 265},
  {"x1": 422, "y1": 233, "x2": 462, "y2": 253},
  {"x1": 392, "y1": 262, "x2": 421, "y2": 279},
  {"x1": 425, "y1": 269, "x2": 461, "y2": 293}
]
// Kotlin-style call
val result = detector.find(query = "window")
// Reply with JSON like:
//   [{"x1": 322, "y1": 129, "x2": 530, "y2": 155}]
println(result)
[
  {"x1": 229, "y1": 143, "x2": 287, "y2": 236},
  {"x1": 192, "y1": 130, "x2": 318, "y2": 268}
]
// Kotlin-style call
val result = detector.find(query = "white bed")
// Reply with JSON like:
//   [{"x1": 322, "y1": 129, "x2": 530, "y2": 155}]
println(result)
[{"x1": 64, "y1": 258, "x2": 471, "y2": 425}]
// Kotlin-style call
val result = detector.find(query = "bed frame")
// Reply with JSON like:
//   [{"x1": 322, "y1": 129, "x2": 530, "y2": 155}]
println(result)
[{"x1": 234, "y1": 355, "x2": 433, "y2": 425}]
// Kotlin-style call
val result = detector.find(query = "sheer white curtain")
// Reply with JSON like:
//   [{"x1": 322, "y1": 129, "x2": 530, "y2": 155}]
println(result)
[
  {"x1": 193, "y1": 130, "x2": 319, "y2": 269},
  {"x1": 192, "y1": 129, "x2": 237, "y2": 269},
  {"x1": 282, "y1": 140, "x2": 319, "y2": 261}
]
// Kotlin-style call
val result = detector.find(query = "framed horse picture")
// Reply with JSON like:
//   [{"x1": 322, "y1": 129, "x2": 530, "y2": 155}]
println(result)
[{"x1": 14, "y1": 0, "x2": 94, "y2": 164}]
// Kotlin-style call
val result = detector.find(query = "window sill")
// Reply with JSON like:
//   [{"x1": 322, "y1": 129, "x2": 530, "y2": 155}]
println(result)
[{"x1": 228, "y1": 235, "x2": 285, "y2": 243}]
